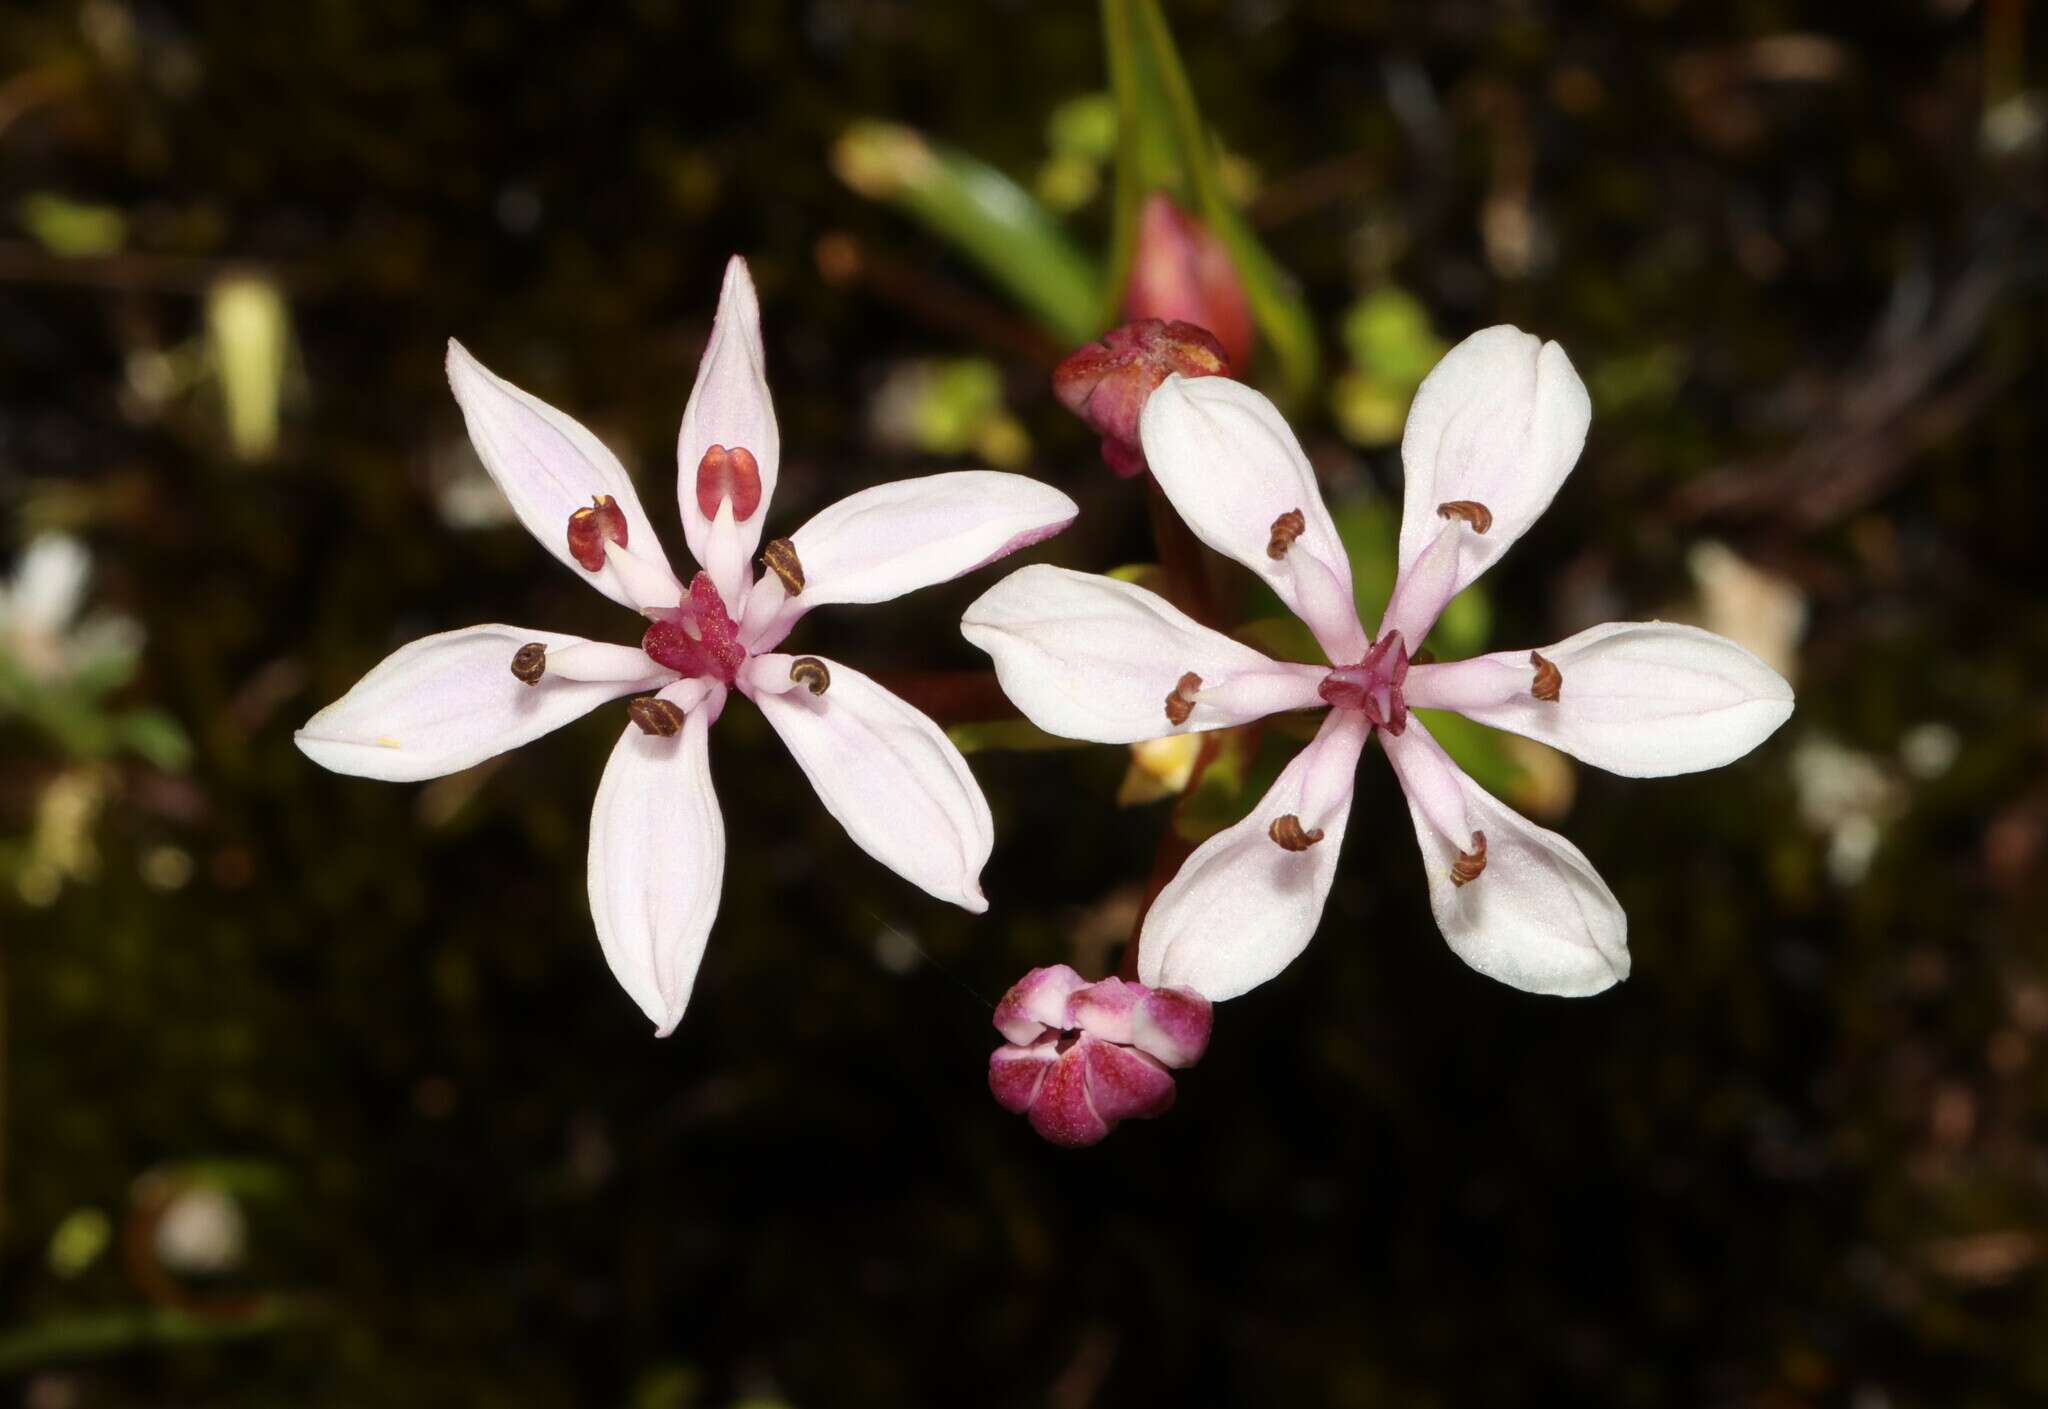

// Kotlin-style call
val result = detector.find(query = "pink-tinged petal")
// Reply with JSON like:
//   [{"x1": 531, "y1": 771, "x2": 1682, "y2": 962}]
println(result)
[
  {"x1": 1139, "y1": 375, "x2": 1368, "y2": 663},
  {"x1": 988, "y1": 1039, "x2": 1058, "y2": 1114},
  {"x1": 677, "y1": 257, "x2": 780, "y2": 574},
  {"x1": 961, "y1": 565, "x2": 1324, "y2": 744},
  {"x1": 1393, "y1": 718, "x2": 1629, "y2": 996},
  {"x1": 992, "y1": 964, "x2": 1088, "y2": 1045},
  {"x1": 445, "y1": 341, "x2": 674, "y2": 610},
  {"x1": 544, "y1": 640, "x2": 669, "y2": 682},
  {"x1": 781, "y1": 472, "x2": 1078, "y2": 611},
  {"x1": 1066, "y1": 975, "x2": 1145, "y2": 1042},
  {"x1": 1405, "y1": 621, "x2": 1795, "y2": 778},
  {"x1": 588, "y1": 691, "x2": 725, "y2": 1035},
  {"x1": 1131, "y1": 987, "x2": 1213, "y2": 1068},
  {"x1": 1396, "y1": 326, "x2": 1591, "y2": 601},
  {"x1": 1125, "y1": 194, "x2": 1255, "y2": 371},
  {"x1": 1081, "y1": 1037, "x2": 1177, "y2": 1123},
  {"x1": 1028, "y1": 1047, "x2": 1111, "y2": 1148},
  {"x1": 600, "y1": 539, "x2": 685, "y2": 616},
  {"x1": 296, "y1": 625, "x2": 669, "y2": 783},
  {"x1": 1138, "y1": 711, "x2": 1372, "y2": 1000},
  {"x1": 749, "y1": 656, "x2": 992, "y2": 912},
  {"x1": 1378, "y1": 716, "x2": 1475, "y2": 856},
  {"x1": 1376, "y1": 519, "x2": 1461, "y2": 651}
]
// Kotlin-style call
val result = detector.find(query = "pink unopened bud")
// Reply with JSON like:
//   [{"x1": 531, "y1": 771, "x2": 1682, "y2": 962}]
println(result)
[
  {"x1": 1126, "y1": 194, "x2": 1255, "y2": 372},
  {"x1": 987, "y1": 964, "x2": 1213, "y2": 1148},
  {"x1": 566, "y1": 495, "x2": 629, "y2": 572},
  {"x1": 1051, "y1": 319, "x2": 1230, "y2": 478}
]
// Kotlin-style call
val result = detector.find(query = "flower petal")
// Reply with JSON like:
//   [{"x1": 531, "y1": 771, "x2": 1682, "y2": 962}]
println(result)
[
  {"x1": 446, "y1": 341, "x2": 676, "y2": 610},
  {"x1": 296, "y1": 625, "x2": 668, "y2": 782},
  {"x1": 993, "y1": 964, "x2": 1088, "y2": 1045},
  {"x1": 782, "y1": 471, "x2": 1078, "y2": 610},
  {"x1": 989, "y1": 1039, "x2": 1057, "y2": 1114},
  {"x1": 1396, "y1": 325, "x2": 1591, "y2": 602},
  {"x1": 1390, "y1": 716, "x2": 1629, "y2": 996},
  {"x1": 749, "y1": 656, "x2": 992, "y2": 911},
  {"x1": 587, "y1": 692, "x2": 726, "y2": 1035},
  {"x1": 1028, "y1": 1047, "x2": 1110, "y2": 1147},
  {"x1": 961, "y1": 565, "x2": 1325, "y2": 744},
  {"x1": 1081, "y1": 1037, "x2": 1177, "y2": 1123},
  {"x1": 1138, "y1": 711, "x2": 1372, "y2": 1000},
  {"x1": 1139, "y1": 375, "x2": 1368, "y2": 663},
  {"x1": 1406, "y1": 621, "x2": 1795, "y2": 777},
  {"x1": 677, "y1": 256, "x2": 780, "y2": 583}
]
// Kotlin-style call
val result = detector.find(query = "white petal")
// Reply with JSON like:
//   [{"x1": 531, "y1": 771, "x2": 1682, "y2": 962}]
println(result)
[
  {"x1": 588, "y1": 695, "x2": 725, "y2": 1035},
  {"x1": 677, "y1": 256, "x2": 780, "y2": 576},
  {"x1": 1139, "y1": 375, "x2": 1368, "y2": 663},
  {"x1": 1396, "y1": 325, "x2": 1591, "y2": 603},
  {"x1": 1390, "y1": 717, "x2": 1628, "y2": 996},
  {"x1": 961, "y1": 565, "x2": 1325, "y2": 745},
  {"x1": 750, "y1": 656, "x2": 992, "y2": 912},
  {"x1": 1406, "y1": 621, "x2": 1795, "y2": 777},
  {"x1": 446, "y1": 340, "x2": 675, "y2": 610},
  {"x1": 1138, "y1": 711, "x2": 1371, "y2": 1000},
  {"x1": 11, "y1": 534, "x2": 91, "y2": 635},
  {"x1": 295, "y1": 625, "x2": 668, "y2": 782},
  {"x1": 784, "y1": 471, "x2": 1078, "y2": 609}
]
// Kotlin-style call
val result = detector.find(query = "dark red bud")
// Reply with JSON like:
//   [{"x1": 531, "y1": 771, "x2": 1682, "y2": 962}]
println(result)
[
  {"x1": 1051, "y1": 319, "x2": 1230, "y2": 478},
  {"x1": 566, "y1": 495, "x2": 628, "y2": 572}
]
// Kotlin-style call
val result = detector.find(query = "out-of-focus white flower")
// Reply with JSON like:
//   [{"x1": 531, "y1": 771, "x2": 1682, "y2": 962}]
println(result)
[
  {"x1": 0, "y1": 535, "x2": 142, "y2": 687},
  {"x1": 1790, "y1": 735, "x2": 1905, "y2": 887},
  {"x1": 152, "y1": 1184, "x2": 248, "y2": 1276},
  {"x1": 1686, "y1": 540, "x2": 1807, "y2": 683}
]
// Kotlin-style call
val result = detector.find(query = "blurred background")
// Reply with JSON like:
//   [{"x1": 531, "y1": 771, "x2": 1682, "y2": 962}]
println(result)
[{"x1": 3, "y1": 1, "x2": 2045, "y2": 1405}]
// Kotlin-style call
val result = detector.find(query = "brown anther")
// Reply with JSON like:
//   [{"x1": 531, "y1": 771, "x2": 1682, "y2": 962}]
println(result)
[
  {"x1": 761, "y1": 537, "x2": 804, "y2": 596},
  {"x1": 1530, "y1": 650, "x2": 1562, "y2": 702},
  {"x1": 567, "y1": 495, "x2": 629, "y2": 572},
  {"x1": 1163, "y1": 671, "x2": 1202, "y2": 726},
  {"x1": 1450, "y1": 831, "x2": 1488, "y2": 887},
  {"x1": 509, "y1": 642, "x2": 547, "y2": 686},
  {"x1": 626, "y1": 696, "x2": 686, "y2": 737},
  {"x1": 788, "y1": 656, "x2": 831, "y2": 696},
  {"x1": 1266, "y1": 508, "x2": 1306, "y2": 560},
  {"x1": 1269, "y1": 814, "x2": 1325, "y2": 852},
  {"x1": 1436, "y1": 500, "x2": 1494, "y2": 534}
]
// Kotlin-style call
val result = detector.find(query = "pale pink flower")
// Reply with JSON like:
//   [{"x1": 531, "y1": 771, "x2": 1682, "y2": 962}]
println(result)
[
  {"x1": 298, "y1": 257, "x2": 1077, "y2": 1034},
  {"x1": 987, "y1": 964, "x2": 1212, "y2": 1147},
  {"x1": 965, "y1": 327, "x2": 1794, "y2": 1001}
]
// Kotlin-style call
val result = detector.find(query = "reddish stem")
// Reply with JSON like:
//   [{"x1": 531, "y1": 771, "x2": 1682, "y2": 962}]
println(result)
[{"x1": 868, "y1": 670, "x2": 1020, "y2": 727}]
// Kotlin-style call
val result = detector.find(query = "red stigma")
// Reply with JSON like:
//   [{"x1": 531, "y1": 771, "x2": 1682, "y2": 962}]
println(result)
[{"x1": 641, "y1": 572, "x2": 747, "y2": 684}]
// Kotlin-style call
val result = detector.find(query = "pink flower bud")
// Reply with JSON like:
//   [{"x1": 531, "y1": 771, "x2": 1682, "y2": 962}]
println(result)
[
  {"x1": 1051, "y1": 319, "x2": 1230, "y2": 478},
  {"x1": 987, "y1": 963, "x2": 1213, "y2": 1147},
  {"x1": 1125, "y1": 194, "x2": 1255, "y2": 372}
]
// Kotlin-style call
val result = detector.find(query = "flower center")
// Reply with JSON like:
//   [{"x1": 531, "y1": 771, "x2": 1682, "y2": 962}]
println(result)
[
  {"x1": 1319, "y1": 631, "x2": 1409, "y2": 734},
  {"x1": 642, "y1": 571, "x2": 747, "y2": 684}
]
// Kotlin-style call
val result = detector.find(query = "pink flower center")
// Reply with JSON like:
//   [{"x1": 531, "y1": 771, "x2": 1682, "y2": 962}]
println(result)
[
  {"x1": 642, "y1": 571, "x2": 747, "y2": 684},
  {"x1": 1319, "y1": 631, "x2": 1409, "y2": 734}
]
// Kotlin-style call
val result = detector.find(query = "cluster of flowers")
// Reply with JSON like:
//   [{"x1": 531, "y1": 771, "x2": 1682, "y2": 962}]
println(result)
[{"x1": 299, "y1": 257, "x2": 1792, "y2": 1146}]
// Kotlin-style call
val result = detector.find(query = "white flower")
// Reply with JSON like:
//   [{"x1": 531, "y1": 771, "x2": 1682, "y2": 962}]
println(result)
[
  {"x1": 297, "y1": 257, "x2": 1077, "y2": 1034},
  {"x1": 964, "y1": 327, "x2": 1794, "y2": 1001},
  {"x1": 0, "y1": 534, "x2": 142, "y2": 686}
]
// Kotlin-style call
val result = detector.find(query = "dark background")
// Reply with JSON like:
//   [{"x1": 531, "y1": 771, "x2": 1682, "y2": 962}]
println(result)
[{"x1": 3, "y1": 2, "x2": 2045, "y2": 1405}]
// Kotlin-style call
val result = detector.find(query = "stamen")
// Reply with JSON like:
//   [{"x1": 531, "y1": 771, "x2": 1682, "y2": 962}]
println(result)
[
  {"x1": 627, "y1": 696, "x2": 686, "y2": 737},
  {"x1": 1450, "y1": 831, "x2": 1488, "y2": 887},
  {"x1": 761, "y1": 537, "x2": 805, "y2": 596},
  {"x1": 566, "y1": 495, "x2": 628, "y2": 572},
  {"x1": 1268, "y1": 814, "x2": 1324, "y2": 851},
  {"x1": 788, "y1": 656, "x2": 831, "y2": 696},
  {"x1": 509, "y1": 642, "x2": 546, "y2": 686},
  {"x1": 695, "y1": 444, "x2": 763, "y2": 522},
  {"x1": 1530, "y1": 651, "x2": 1561, "y2": 702},
  {"x1": 1266, "y1": 508, "x2": 1306, "y2": 560},
  {"x1": 1436, "y1": 500, "x2": 1493, "y2": 534},
  {"x1": 1163, "y1": 671, "x2": 1202, "y2": 727}
]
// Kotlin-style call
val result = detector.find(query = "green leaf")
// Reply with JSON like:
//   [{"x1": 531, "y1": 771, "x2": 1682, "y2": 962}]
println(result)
[
  {"x1": 1102, "y1": 0, "x2": 1319, "y2": 404},
  {"x1": 947, "y1": 719, "x2": 1088, "y2": 755},
  {"x1": 0, "y1": 1301, "x2": 302, "y2": 1375},
  {"x1": 1413, "y1": 709, "x2": 1526, "y2": 799},
  {"x1": 833, "y1": 121, "x2": 1103, "y2": 346}
]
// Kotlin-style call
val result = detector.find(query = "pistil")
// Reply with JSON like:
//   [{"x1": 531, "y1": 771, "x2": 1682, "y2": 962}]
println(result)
[
  {"x1": 642, "y1": 572, "x2": 748, "y2": 684},
  {"x1": 1318, "y1": 631, "x2": 1410, "y2": 734}
]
